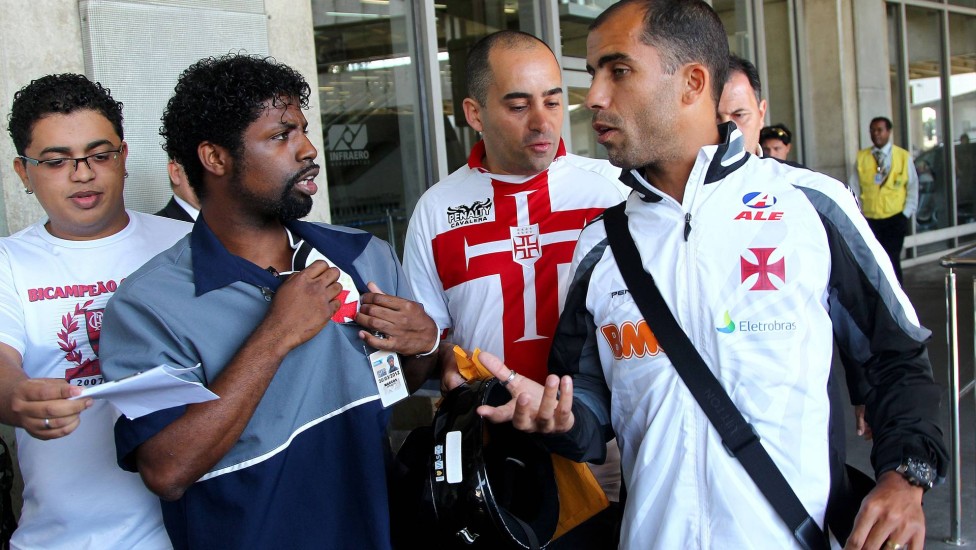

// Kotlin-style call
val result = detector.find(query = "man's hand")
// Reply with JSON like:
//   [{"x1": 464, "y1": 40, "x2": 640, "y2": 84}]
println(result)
[
  {"x1": 357, "y1": 282, "x2": 438, "y2": 356},
  {"x1": 854, "y1": 404, "x2": 873, "y2": 440},
  {"x1": 844, "y1": 471, "x2": 925, "y2": 550},
  {"x1": 474, "y1": 351, "x2": 575, "y2": 434},
  {"x1": 9, "y1": 378, "x2": 91, "y2": 440},
  {"x1": 265, "y1": 260, "x2": 342, "y2": 351},
  {"x1": 438, "y1": 347, "x2": 466, "y2": 393},
  {"x1": 131, "y1": 260, "x2": 343, "y2": 501}
]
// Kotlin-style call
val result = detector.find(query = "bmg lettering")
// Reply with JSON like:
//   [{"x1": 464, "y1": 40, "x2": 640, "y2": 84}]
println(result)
[{"x1": 600, "y1": 320, "x2": 662, "y2": 360}]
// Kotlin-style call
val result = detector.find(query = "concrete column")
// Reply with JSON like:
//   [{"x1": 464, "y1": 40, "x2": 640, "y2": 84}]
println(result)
[
  {"x1": 0, "y1": 1, "x2": 86, "y2": 237},
  {"x1": 851, "y1": 0, "x2": 892, "y2": 151},
  {"x1": 266, "y1": 0, "x2": 330, "y2": 223},
  {"x1": 796, "y1": 0, "x2": 860, "y2": 182},
  {"x1": 0, "y1": 0, "x2": 86, "y2": 521}
]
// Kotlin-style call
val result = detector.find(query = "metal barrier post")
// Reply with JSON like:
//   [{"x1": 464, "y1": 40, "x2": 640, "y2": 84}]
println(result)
[{"x1": 944, "y1": 268, "x2": 964, "y2": 545}]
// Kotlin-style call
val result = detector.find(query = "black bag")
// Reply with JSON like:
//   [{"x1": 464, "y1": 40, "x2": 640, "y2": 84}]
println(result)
[{"x1": 0, "y1": 436, "x2": 17, "y2": 550}]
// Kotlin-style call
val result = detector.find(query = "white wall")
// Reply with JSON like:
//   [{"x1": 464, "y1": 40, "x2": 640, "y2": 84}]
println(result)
[
  {"x1": 0, "y1": 0, "x2": 327, "y2": 238},
  {"x1": 0, "y1": 1, "x2": 87, "y2": 237}
]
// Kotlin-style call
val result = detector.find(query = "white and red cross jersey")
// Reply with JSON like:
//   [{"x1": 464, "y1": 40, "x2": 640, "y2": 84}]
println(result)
[{"x1": 403, "y1": 140, "x2": 627, "y2": 383}]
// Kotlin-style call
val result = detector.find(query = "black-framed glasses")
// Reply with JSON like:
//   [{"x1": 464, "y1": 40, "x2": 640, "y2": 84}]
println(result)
[{"x1": 18, "y1": 145, "x2": 124, "y2": 175}]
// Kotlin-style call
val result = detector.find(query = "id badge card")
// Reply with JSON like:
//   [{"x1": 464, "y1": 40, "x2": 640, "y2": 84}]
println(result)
[{"x1": 368, "y1": 350, "x2": 408, "y2": 407}]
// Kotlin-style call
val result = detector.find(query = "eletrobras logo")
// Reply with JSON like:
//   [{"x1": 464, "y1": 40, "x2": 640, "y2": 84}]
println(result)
[
  {"x1": 327, "y1": 124, "x2": 370, "y2": 166},
  {"x1": 715, "y1": 310, "x2": 797, "y2": 333}
]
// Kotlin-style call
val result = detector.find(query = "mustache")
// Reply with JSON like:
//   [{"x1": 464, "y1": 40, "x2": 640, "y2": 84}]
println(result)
[
  {"x1": 285, "y1": 164, "x2": 320, "y2": 190},
  {"x1": 592, "y1": 112, "x2": 624, "y2": 128},
  {"x1": 522, "y1": 131, "x2": 556, "y2": 145}
]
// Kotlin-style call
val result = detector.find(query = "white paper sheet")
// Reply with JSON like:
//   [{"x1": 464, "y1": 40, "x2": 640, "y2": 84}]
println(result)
[{"x1": 70, "y1": 364, "x2": 218, "y2": 419}]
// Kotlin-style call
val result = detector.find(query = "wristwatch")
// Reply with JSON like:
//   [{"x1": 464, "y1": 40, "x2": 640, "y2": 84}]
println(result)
[{"x1": 894, "y1": 457, "x2": 937, "y2": 490}]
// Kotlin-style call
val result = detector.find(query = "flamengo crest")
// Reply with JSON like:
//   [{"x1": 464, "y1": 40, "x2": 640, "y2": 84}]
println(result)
[{"x1": 59, "y1": 299, "x2": 103, "y2": 382}]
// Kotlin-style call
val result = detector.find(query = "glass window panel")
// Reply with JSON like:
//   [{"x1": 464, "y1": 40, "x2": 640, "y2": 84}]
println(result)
[
  {"x1": 313, "y1": 0, "x2": 426, "y2": 257},
  {"x1": 888, "y1": 4, "x2": 906, "y2": 141},
  {"x1": 949, "y1": 13, "x2": 976, "y2": 224},
  {"x1": 713, "y1": 0, "x2": 748, "y2": 58},
  {"x1": 905, "y1": 7, "x2": 949, "y2": 247},
  {"x1": 566, "y1": 84, "x2": 608, "y2": 159},
  {"x1": 436, "y1": 1, "x2": 529, "y2": 174},
  {"x1": 762, "y1": 0, "x2": 799, "y2": 163},
  {"x1": 558, "y1": 0, "x2": 615, "y2": 58},
  {"x1": 947, "y1": 0, "x2": 976, "y2": 9}
]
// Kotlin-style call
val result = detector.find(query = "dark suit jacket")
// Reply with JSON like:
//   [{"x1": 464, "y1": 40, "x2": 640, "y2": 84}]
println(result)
[{"x1": 156, "y1": 196, "x2": 195, "y2": 223}]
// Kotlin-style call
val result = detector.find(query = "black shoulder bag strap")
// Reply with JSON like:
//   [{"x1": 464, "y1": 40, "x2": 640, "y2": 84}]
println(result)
[{"x1": 602, "y1": 203, "x2": 828, "y2": 550}]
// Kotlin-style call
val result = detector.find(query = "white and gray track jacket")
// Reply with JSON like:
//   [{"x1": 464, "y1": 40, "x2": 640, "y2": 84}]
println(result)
[{"x1": 546, "y1": 124, "x2": 947, "y2": 550}]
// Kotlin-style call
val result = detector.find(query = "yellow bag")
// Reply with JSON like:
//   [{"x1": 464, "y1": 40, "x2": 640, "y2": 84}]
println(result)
[
  {"x1": 551, "y1": 454, "x2": 610, "y2": 539},
  {"x1": 453, "y1": 346, "x2": 610, "y2": 540}
]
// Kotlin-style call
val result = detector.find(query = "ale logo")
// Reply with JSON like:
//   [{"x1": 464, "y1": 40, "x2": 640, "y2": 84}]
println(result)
[{"x1": 742, "y1": 192, "x2": 777, "y2": 209}]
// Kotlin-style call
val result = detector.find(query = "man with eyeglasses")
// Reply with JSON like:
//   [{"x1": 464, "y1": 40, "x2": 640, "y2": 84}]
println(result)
[{"x1": 0, "y1": 73, "x2": 188, "y2": 549}]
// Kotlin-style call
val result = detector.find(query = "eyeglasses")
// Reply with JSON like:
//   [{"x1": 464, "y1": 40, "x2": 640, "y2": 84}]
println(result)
[{"x1": 18, "y1": 145, "x2": 124, "y2": 175}]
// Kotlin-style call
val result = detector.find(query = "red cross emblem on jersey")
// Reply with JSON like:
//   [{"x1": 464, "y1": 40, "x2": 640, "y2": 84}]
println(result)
[
  {"x1": 331, "y1": 289, "x2": 359, "y2": 323},
  {"x1": 431, "y1": 173, "x2": 605, "y2": 382},
  {"x1": 511, "y1": 225, "x2": 542, "y2": 265},
  {"x1": 740, "y1": 247, "x2": 786, "y2": 290}
]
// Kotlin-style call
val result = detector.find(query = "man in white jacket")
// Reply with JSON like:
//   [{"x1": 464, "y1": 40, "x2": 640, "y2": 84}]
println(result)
[{"x1": 476, "y1": 2, "x2": 948, "y2": 549}]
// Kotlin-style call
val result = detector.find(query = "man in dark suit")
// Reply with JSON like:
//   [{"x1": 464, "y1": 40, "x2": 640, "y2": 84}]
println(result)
[{"x1": 156, "y1": 159, "x2": 199, "y2": 222}]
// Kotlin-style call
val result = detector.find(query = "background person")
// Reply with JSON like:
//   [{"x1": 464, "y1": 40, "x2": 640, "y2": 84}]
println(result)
[
  {"x1": 718, "y1": 54, "x2": 767, "y2": 156},
  {"x1": 849, "y1": 116, "x2": 919, "y2": 283},
  {"x1": 760, "y1": 123, "x2": 801, "y2": 165},
  {"x1": 156, "y1": 159, "x2": 199, "y2": 222}
]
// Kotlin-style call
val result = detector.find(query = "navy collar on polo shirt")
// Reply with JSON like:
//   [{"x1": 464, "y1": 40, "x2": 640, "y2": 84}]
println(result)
[{"x1": 190, "y1": 217, "x2": 373, "y2": 297}]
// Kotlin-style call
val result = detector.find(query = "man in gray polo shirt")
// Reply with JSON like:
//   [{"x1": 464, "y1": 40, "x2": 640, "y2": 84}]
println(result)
[{"x1": 100, "y1": 54, "x2": 442, "y2": 549}]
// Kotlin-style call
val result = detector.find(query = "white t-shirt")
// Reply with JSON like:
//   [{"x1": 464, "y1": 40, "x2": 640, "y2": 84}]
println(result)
[
  {"x1": 0, "y1": 211, "x2": 190, "y2": 550},
  {"x1": 403, "y1": 142, "x2": 627, "y2": 383}
]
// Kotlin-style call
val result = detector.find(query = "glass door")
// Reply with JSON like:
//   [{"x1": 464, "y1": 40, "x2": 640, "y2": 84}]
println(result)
[{"x1": 313, "y1": 0, "x2": 428, "y2": 256}]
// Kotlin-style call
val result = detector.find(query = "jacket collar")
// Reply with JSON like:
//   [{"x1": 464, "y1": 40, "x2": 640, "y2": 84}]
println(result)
[
  {"x1": 619, "y1": 122, "x2": 751, "y2": 202},
  {"x1": 190, "y1": 217, "x2": 372, "y2": 296}
]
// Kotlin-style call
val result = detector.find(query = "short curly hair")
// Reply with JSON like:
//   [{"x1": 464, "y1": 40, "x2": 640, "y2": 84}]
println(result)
[
  {"x1": 161, "y1": 54, "x2": 311, "y2": 199},
  {"x1": 7, "y1": 74, "x2": 124, "y2": 156}
]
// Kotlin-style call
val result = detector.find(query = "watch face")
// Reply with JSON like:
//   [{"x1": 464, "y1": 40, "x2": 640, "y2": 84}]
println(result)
[{"x1": 898, "y1": 457, "x2": 936, "y2": 488}]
